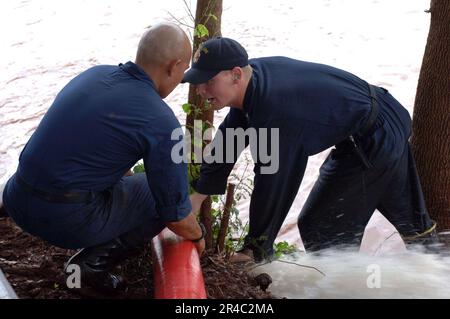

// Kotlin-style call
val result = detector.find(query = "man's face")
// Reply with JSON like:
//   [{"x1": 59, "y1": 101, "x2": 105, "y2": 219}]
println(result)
[
  {"x1": 160, "y1": 42, "x2": 192, "y2": 98},
  {"x1": 161, "y1": 60, "x2": 190, "y2": 98},
  {"x1": 168, "y1": 59, "x2": 191, "y2": 96},
  {"x1": 195, "y1": 70, "x2": 236, "y2": 110}
]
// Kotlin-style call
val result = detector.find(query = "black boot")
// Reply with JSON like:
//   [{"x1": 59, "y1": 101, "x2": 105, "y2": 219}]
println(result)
[{"x1": 64, "y1": 236, "x2": 143, "y2": 294}]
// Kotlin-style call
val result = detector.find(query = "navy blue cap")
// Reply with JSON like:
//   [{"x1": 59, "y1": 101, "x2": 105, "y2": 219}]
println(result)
[{"x1": 182, "y1": 37, "x2": 248, "y2": 85}]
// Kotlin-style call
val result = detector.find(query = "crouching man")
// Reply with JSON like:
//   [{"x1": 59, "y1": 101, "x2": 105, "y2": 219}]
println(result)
[{"x1": 2, "y1": 23, "x2": 205, "y2": 293}]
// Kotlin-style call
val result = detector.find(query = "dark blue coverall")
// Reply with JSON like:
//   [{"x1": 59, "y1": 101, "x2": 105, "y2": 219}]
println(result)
[
  {"x1": 2, "y1": 62, "x2": 191, "y2": 249},
  {"x1": 193, "y1": 57, "x2": 434, "y2": 260}
]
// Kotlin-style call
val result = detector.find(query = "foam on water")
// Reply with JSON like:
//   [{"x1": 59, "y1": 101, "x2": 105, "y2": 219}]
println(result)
[{"x1": 253, "y1": 245, "x2": 450, "y2": 299}]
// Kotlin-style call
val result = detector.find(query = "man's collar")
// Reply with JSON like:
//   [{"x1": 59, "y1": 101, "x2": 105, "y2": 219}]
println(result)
[{"x1": 119, "y1": 61, "x2": 156, "y2": 89}]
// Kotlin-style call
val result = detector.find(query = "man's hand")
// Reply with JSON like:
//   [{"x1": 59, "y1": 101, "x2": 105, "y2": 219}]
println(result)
[
  {"x1": 194, "y1": 238, "x2": 205, "y2": 256},
  {"x1": 190, "y1": 192, "x2": 208, "y2": 216},
  {"x1": 166, "y1": 212, "x2": 206, "y2": 256}
]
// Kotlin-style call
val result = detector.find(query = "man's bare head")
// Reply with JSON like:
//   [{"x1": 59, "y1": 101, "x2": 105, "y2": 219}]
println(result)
[{"x1": 136, "y1": 22, "x2": 191, "y2": 98}]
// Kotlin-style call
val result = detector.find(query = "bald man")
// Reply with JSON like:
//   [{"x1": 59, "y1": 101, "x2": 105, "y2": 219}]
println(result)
[{"x1": 2, "y1": 23, "x2": 204, "y2": 293}]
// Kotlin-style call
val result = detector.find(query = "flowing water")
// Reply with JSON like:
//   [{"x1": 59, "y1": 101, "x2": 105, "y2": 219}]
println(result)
[{"x1": 252, "y1": 245, "x2": 450, "y2": 299}]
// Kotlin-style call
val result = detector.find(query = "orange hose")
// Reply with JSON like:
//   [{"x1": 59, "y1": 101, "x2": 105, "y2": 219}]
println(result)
[{"x1": 151, "y1": 228, "x2": 207, "y2": 299}]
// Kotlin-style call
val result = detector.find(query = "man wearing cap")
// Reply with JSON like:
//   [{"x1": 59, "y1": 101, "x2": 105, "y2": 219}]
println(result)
[
  {"x1": 2, "y1": 23, "x2": 206, "y2": 293},
  {"x1": 185, "y1": 37, "x2": 437, "y2": 262}
]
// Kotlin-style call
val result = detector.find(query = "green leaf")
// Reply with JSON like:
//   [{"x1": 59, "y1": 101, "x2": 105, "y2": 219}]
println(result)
[
  {"x1": 211, "y1": 208, "x2": 220, "y2": 218},
  {"x1": 194, "y1": 24, "x2": 209, "y2": 38},
  {"x1": 273, "y1": 241, "x2": 297, "y2": 256},
  {"x1": 132, "y1": 163, "x2": 145, "y2": 174},
  {"x1": 202, "y1": 122, "x2": 210, "y2": 134},
  {"x1": 182, "y1": 103, "x2": 191, "y2": 115}
]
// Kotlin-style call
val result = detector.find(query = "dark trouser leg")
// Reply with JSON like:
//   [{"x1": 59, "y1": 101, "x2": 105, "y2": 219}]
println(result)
[
  {"x1": 298, "y1": 141, "x2": 396, "y2": 252},
  {"x1": 377, "y1": 144, "x2": 437, "y2": 246},
  {"x1": 65, "y1": 220, "x2": 165, "y2": 293},
  {"x1": 299, "y1": 141, "x2": 437, "y2": 252},
  {"x1": 64, "y1": 173, "x2": 166, "y2": 293},
  {"x1": 0, "y1": 205, "x2": 8, "y2": 217}
]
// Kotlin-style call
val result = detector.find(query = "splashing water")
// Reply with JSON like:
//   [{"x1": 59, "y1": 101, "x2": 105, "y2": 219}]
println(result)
[{"x1": 252, "y1": 244, "x2": 450, "y2": 299}]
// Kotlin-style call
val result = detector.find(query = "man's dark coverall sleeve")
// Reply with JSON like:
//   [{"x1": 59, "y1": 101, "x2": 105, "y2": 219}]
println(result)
[
  {"x1": 140, "y1": 115, "x2": 192, "y2": 222},
  {"x1": 246, "y1": 123, "x2": 309, "y2": 257}
]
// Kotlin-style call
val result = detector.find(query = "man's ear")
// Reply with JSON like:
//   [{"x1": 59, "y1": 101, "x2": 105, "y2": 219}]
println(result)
[
  {"x1": 231, "y1": 67, "x2": 243, "y2": 82},
  {"x1": 167, "y1": 59, "x2": 182, "y2": 77}
]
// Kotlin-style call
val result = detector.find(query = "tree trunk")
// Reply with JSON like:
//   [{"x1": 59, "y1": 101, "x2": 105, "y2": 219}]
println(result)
[
  {"x1": 188, "y1": 0, "x2": 223, "y2": 250},
  {"x1": 199, "y1": 196, "x2": 214, "y2": 249},
  {"x1": 187, "y1": 0, "x2": 223, "y2": 134},
  {"x1": 411, "y1": 0, "x2": 450, "y2": 230},
  {"x1": 216, "y1": 183, "x2": 236, "y2": 254}
]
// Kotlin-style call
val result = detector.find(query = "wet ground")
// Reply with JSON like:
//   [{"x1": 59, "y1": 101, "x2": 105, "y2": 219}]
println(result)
[{"x1": 0, "y1": 216, "x2": 271, "y2": 299}]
